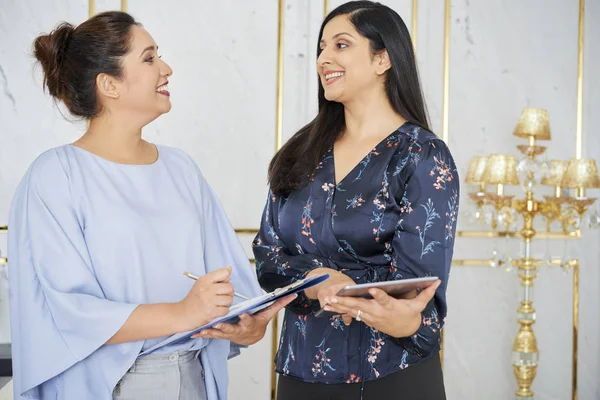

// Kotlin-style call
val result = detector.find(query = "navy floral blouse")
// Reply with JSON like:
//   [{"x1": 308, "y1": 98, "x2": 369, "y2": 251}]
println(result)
[{"x1": 252, "y1": 122, "x2": 459, "y2": 384}]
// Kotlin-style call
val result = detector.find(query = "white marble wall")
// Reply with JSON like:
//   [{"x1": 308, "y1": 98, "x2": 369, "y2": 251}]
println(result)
[
  {"x1": 0, "y1": 1, "x2": 598, "y2": 399},
  {"x1": 441, "y1": 1, "x2": 600, "y2": 399}
]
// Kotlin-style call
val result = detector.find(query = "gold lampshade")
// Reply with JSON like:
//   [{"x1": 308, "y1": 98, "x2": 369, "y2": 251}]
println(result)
[
  {"x1": 541, "y1": 160, "x2": 569, "y2": 187},
  {"x1": 561, "y1": 159, "x2": 600, "y2": 189},
  {"x1": 513, "y1": 108, "x2": 551, "y2": 141},
  {"x1": 481, "y1": 154, "x2": 520, "y2": 185},
  {"x1": 465, "y1": 156, "x2": 488, "y2": 184}
]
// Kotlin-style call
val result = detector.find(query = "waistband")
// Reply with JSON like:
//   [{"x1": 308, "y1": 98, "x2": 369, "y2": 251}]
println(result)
[{"x1": 128, "y1": 350, "x2": 201, "y2": 373}]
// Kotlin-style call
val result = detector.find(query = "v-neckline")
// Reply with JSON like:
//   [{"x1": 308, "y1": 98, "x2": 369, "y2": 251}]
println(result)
[{"x1": 332, "y1": 123, "x2": 408, "y2": 186}]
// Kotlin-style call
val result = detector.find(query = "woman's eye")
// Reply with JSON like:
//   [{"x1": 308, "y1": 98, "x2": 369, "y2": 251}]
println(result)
[
  {"x1": 336, "y1": 43, "x2": 348, "y2": 49},
  {"x1": 144, "y1": 56, "x2": 155, "y2": 63}
]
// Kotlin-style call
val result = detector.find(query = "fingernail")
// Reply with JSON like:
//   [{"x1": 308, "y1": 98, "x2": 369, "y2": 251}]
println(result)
[
  {"x1": 330, "y1": 297, "x2": 338, "y2": 303},
  {"x1": 324, "y1": 306, "x2": 331, "y2": 311},
  {"x1": 214, "y1": 324, "x2": 221, "y2": 329}
]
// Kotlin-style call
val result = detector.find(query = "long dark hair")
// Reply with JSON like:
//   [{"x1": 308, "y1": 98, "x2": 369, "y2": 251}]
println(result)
[
  {"x1": 33, "y1": 11, "x2": 141, "y2": 118},
  {"x1": 268, "y1": 1, "x2": 430, "y2": 196}
]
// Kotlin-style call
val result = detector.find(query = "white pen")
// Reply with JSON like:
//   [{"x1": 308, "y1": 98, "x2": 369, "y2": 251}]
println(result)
[{"x1": 183, "y1": 271, "x2": 251, "y2": 300}]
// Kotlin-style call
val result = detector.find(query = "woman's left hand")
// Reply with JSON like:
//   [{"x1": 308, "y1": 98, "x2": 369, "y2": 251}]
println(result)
[
  {"x1": 323, "y1": 280, "x2": 440, "y2": 338},
  {"x1": 192, "y1": 294, "x2": 296, "y2": 345}
]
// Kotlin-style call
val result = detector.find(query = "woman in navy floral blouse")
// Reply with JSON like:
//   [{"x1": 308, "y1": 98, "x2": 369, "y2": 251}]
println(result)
[{"x1": 253, "y1": 2, "x2": 459, "y2": 399}]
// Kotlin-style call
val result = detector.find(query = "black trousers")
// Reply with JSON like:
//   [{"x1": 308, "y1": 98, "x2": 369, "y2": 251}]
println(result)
[{"x1": 277, "y1": 355, "x2": 446, "y2": 400}]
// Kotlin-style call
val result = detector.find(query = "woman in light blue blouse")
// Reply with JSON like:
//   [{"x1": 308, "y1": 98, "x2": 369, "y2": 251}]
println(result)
[
  {"x1": 8, "y1": 11, "x2": 292, "y2": 400},
  {"x1": 253, "y1": 1, "x2": 459, "y2": 399}
]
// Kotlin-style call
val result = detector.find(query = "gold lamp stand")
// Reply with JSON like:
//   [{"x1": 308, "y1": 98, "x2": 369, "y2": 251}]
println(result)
[
  {"x1": 465, "y1": 108, "x2": 600, "y2": 399},
  {"x1": 511, "y1": 190, "x2": 541, "y2": 399}
]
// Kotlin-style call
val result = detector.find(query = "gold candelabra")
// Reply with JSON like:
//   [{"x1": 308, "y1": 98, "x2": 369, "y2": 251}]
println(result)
[{"x1": 464, "y1": 108, "x2": 600, "y2": 399}]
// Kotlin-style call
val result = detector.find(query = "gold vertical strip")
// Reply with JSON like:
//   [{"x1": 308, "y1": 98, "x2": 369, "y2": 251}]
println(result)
[
  {"x1": 442, "y1": 0, "x2": 450, "y2": 143},
  {"x1": 441, "y1": 0, "x2": 450, "y2": 143},
  {"x1": 88, "y1": 0, "x2": 96, "y2": 17},
  {"x1": 275, "y1": 0, "x2": 285, "y2": 153},
  {"x1": 272, "y1": 3, "x2": 286, "y2": 398},
  {"x1": 438, "y1": 0, "x2": 450, "y2": 369},
  {"x1": 572, "y1": 262, "x2": 579, "y2": 400},
  {"x1": 572, "y1": 1, "x2": 584, "y2": 393},
  {"x1": 575, "y1": 0, "x2": 585, "y2": 159},
  {"x1": 121, "y1": 0, "x2": 128, "y2": 12},
  {"x1": 411, "y1": 0, "x2": 418, "y2": 52},
  {"x1": 86, "y1": 0, "x2": 96, "y2": 128},
  {"x1": 324, "y1": 0, "x2": 330, "y2": 17}
]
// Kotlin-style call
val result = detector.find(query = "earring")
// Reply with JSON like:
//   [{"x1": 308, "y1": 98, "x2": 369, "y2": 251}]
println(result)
[{"x1": 113, "y1": 92, "x2": 120, "y2": 99}]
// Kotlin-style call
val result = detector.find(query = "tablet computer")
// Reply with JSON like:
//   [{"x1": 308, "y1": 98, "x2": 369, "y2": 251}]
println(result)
[{"x1": 314, "y1": 276, "x2": 438, "y2": 318}]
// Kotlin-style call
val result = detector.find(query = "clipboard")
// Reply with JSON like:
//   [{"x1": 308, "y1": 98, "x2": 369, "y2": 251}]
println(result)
[{"x1": 139, "y1": 273, "x2": 330, "y2": 356}]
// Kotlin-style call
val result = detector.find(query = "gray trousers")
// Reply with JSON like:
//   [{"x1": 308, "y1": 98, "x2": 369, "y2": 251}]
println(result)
[{"x1": 113, "y1": 350, "x2": 207, "y2": 400}]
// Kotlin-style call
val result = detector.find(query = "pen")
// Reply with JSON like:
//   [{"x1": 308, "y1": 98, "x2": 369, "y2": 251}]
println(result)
[{"x1": 183, "y1": 271, "x2": 251, "y2": 300}]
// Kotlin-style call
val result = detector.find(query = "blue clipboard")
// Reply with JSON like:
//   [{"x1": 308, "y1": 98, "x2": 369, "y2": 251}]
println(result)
[{"x1": 139, "y1": 273, "x2": 329, "y2": 356}]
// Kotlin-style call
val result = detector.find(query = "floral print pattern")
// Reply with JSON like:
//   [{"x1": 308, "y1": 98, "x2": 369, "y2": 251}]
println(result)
[{"x1": 253, "y1": 123, "x2": 459, "y2": 384}]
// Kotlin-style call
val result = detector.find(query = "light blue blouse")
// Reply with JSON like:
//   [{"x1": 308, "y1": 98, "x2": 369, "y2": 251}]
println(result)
[{"x1": 8, "y1": 144, "x2": 262, "y2": 399}]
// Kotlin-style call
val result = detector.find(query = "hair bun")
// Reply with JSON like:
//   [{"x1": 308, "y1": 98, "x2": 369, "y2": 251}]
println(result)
[{"x1": 33, "y1": 22, "x2": 75, "y2": 100}]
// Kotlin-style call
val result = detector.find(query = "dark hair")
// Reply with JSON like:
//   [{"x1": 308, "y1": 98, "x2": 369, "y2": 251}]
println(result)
[
  {"x1": 33, "y1": 11, "x2": 141, "y2": 118},
  {"x1": 268, "y1": 1, "x2": 430, "y2": 195}
]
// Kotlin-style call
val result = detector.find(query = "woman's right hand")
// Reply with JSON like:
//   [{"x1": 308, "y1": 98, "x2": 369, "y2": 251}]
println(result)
[
  {"x1": 305, "y1": 268, "x2": 356, "y2": 325},
  {"x1": 177, "y1": 266, "x2": 234, "y2": 331}
]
